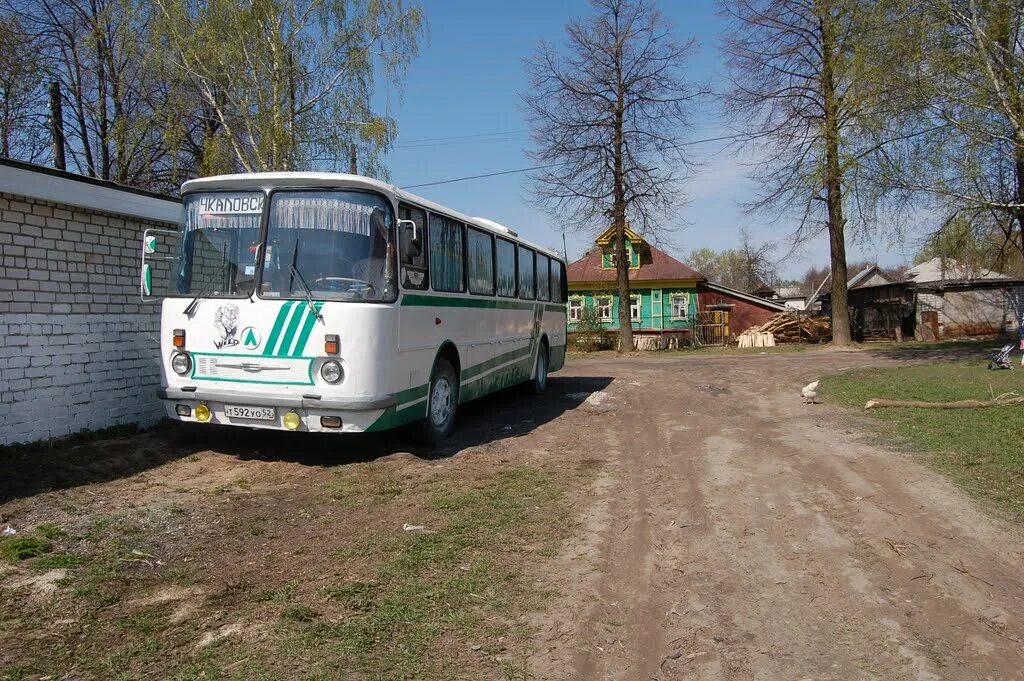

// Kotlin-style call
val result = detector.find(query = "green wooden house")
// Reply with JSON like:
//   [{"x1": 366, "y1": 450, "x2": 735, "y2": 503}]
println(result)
[{"x1": 566, "y1": 225, "x2": 704, "y2": 338}]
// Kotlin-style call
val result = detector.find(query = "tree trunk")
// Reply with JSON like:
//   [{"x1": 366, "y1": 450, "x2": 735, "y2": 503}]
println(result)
[
  {"x1": 49, "y1": 81, "x2": 66, "y2": 170},
  {"x1": 614, "y1": 219, "x2": 632, "y2": 352},
  {"x1": 993, "y1": 10, "x2": 1024, "y2": 266},
  {"x1": 613, "y1": 46, "x2": 632, "y2": 353},
  {"x1": 820, "y1": 2, "x2": 852, "y2": 346},
  {"x1": 93, "y1": 8, "x2": 111, "y2": 181}
]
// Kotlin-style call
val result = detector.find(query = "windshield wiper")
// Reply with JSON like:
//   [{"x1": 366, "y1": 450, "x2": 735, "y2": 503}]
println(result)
[
  {"x1": 286, "y1": 240, "x2": 321, "y2": 323},
  {"x1": 289, "y1": 261, "x2": 323, "y2": 324},
  {"x1": 184, "y1": 279, "x2": 217, "y2": 316}
]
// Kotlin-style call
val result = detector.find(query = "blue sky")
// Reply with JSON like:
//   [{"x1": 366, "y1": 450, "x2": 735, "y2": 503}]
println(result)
[{"x1": 378, "y1": 0, "x2": 914, "y2": 279}]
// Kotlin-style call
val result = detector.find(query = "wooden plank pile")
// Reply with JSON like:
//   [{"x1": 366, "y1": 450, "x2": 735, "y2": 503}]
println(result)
[
  {"x1": 737, "y1": 330, "x2": 775, "y2": 348},
  {"x1": 739, "y1": 313, "x2": 832, "y2": 345}
]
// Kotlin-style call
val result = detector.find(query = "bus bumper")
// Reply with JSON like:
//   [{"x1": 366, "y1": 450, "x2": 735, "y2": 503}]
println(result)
[{"x1": 157, "y1": 387, "x2": 399, "y2": 433}]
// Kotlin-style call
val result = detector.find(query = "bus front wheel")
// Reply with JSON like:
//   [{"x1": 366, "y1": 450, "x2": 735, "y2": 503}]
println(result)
[{"x1": 415, "y1": 358, "x2": 459, "y2": 444}]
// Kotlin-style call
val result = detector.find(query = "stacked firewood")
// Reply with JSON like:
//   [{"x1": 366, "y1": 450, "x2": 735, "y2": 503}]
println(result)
[{"x1": 757, "y1": 313, "x2": 831, "y2": 343}]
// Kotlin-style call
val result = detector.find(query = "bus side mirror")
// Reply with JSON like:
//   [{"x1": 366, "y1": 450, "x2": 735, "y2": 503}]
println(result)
[{"x1": 140, "y1": 228, "x2": 181, "y2": 301}]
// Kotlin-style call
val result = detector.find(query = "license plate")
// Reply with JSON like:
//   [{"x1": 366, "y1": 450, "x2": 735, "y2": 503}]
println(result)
[{"x1": 224, "y1": 405, "x2": 276, "y2": 421}]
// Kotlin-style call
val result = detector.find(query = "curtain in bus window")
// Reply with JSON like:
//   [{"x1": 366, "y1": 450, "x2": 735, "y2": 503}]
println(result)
[
  {"x1": 496, "y1": 238, "x2": 517, "y2": 297},
  {"x1": 467, "y1": 228, "x2": 495, "y2": 295},
  {"x1": 518, "y1": 248, "x2": 535, "y2": 299},
  {"x1": 275, "y1": 195, "x2": 376, "y2": 234},
  {"x1": 262, "y1": 191, "x2": 395, "y2": 302},
  {"x1": 536, "y1": 254, "x2": 551, "y2": 301},
  {"x1": 429, "y1": 214, "x2": 464, "y2": 292}
]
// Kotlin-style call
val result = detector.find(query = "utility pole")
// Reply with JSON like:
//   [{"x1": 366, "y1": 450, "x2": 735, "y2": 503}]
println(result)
[{"x1": 49, "y1": 81, "x2": 66, "y2": 171}]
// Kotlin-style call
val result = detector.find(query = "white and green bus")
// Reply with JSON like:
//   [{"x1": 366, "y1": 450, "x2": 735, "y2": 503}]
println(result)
[{"x1": 141, "y1": 173, "x2": 567, "y2": 442}]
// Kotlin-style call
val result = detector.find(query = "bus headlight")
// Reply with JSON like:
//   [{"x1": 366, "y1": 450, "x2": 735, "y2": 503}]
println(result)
[
  {"x1": 171, "y1": 352, "x2": 192, "y2": 375},
  {"x1": 320, "y1": 360, "x2": 343, "y2": 384}
]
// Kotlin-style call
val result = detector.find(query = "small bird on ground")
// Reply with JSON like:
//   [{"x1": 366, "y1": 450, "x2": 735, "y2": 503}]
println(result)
[{"x1": 801, "y1": 380, "x2": 820, "y2": 404}]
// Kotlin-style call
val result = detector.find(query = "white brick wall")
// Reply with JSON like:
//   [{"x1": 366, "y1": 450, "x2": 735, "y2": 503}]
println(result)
[{"x1": 0, "y1": 189, "x2": 179, "y2": 445}]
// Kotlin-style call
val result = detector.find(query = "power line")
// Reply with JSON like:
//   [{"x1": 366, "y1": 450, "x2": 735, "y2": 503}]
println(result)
[
  {"x1": 393, "y1": 129, "x2": 528, "y2": 147},
  {"x1": 394, "y1": 135, "x2": 528, "y2": 150},
  {"x1": 401, "y1": 164, "x2": 560, "y2": 190},
  {"x1": 391, "y1": 126, "x2": 727, "y2": 150},
  {"x1": 399, "y1": 133, "x2": 737, "y2": 190}
]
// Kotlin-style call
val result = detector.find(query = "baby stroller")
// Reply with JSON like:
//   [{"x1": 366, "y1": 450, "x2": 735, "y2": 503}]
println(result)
[{"x1": 987, "y1": 344, "x2": 1014, "y2": 370}]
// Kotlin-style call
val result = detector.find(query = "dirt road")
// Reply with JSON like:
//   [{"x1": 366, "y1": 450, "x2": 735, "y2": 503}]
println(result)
[
  {"x1": 3, "y1": 349, "x2": 1024, "y2": 679},
  {"x1": 533, "y1": 350, "x2": 1024, "y2": 680}
]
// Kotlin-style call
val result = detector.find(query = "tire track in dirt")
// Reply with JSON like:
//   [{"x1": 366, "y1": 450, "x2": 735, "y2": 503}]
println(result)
[{"x1": 532, "y1": 351, "x2": 1024, "y2": 680}]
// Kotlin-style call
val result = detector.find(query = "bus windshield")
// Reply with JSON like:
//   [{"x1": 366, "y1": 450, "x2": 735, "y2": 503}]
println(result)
[
  {"x1": 177, "y1": 191, "x2": 264, "y2": 297},
  {"x1": 260, "y1": 190, "x2": 396, "y2": 302}
]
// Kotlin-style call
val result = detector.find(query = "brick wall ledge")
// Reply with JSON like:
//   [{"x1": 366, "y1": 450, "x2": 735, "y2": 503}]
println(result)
[{"x1": 0, "y1": 157, "x2": 180, "y2": 224}]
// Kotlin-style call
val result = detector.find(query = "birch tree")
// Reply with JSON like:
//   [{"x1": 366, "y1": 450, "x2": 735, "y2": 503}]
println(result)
[
  {"x1": 153, "y1": 0, "x2": 423, "y2": 175},
  {"x1": 524, "y1": 0, "x2": 705, "y2": 352},
  {"x1": 872, "y1": 0, "x2": 1024, "y2": 267}
]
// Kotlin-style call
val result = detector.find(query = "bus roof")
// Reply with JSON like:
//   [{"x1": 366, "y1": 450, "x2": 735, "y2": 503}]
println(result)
[{"x1": 182, "y1": 172, "x2": 564, "y2": 261}]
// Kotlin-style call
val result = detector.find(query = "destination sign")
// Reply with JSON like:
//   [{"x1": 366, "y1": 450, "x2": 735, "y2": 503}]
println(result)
[{"x1": 198, "y1": 194, "x2": 265, "y2": 215}]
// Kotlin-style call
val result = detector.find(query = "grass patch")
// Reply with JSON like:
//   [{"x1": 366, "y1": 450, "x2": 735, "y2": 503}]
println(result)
[
  {"x1": 825, "y1": 360, "x2": 1024, "y2": 518},
  {"x1": 297, "y1": 467, "x2": 571, "y2": 679},
  {"x1": 31, "y1": 553, "x2": 85, "y2": 569},
  {"x1": 281, "y1": 605, "x2": 319, "y2": 622},
  {"x1": 0, "y1": 464, "x2": 576, "y2": 681},
  {"x1": 35, "y1": 523, "x2": 66, "y2": 540},
  {"x1": 1, "y1": 536, "x2": 51, "y2": 562}
]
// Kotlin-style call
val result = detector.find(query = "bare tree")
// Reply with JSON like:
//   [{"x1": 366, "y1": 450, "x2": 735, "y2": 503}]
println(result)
[
  {"x1": 720, "y1": 0, "x2": 909, "y2": 346},
  {"x1": 6, "y1": 0, "x2": 183, "y2": 189},
  {"x1": 687, "y1": 228, "x2": 778, "y2": 292},
  {"x1": 524, "y1": 0, "x2": 705, "y2": 352}
]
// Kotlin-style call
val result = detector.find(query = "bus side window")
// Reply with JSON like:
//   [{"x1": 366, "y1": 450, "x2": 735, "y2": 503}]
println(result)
[
  {"x1": 550, "y1": 259, "x2": 565, "y2": 303},
  {"x1": 429, "y1": 213, "x2": 465, "y2": 292},
  {"x1": 536, "y1": 253, "x2": 551, "y2": 301},
  {"x1": 495, "y1": 237, "x2": 517, "y2": 297},
  {"x1": 518, "y1": 246, "x2": 535, "y2": 299},
  {"x1": 399, "y1": 204, "x2": 428, "y2": 290}
]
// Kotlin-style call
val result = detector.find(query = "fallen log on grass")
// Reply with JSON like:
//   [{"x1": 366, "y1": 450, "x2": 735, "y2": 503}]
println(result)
[{"x1": 865, "y1": 393, "x2": 1023, "y2": 410}]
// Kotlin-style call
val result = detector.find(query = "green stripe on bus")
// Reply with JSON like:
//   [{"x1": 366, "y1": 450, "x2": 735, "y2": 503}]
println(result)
[
  {"x1": 394, "y1": 383, "x2": 428, "y2": 404},
  {"x1": 263, "y1": 301, "x2": 296, "y2": 356},
  {"x1": 289, "y1": 302, "x2": 323, "y2": 357},
  {"x1": 401, "y1": 294, "x2": 565, "y2": 313},
  {"x1": 461, "y1": 346, "x2": 533, "y2": 381},
  {"x1": 277, "y1": 303, "x2": 308, "y2": 357}
]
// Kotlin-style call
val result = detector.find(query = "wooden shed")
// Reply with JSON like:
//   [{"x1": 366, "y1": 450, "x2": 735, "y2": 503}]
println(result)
[{"x1": 696, "y1": 281, "x2": 788, "y2": 343}]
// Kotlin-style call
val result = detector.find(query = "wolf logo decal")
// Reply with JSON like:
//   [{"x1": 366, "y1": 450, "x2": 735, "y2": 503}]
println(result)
[{"x1": 214, "y1": 304, "x2": 240, "y2": 349}]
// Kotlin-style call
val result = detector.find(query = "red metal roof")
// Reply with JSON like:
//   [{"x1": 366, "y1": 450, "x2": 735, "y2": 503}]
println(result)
[{"x1": 567, "y1": 244, "x2": 704, "y2": 283}]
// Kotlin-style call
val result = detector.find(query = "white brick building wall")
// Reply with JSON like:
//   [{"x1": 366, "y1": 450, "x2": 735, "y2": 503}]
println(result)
[{"x1": 0, "y1": 162, "x2": 180, "y2": 445}]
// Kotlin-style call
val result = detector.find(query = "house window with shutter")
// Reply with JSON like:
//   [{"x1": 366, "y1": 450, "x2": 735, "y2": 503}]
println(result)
[
  {"x1": 569, "y1": 298, "x2": 583, "y2": 321},
  {"x1": 671, "y1": 293, "x2": 690, "y2": 320}
]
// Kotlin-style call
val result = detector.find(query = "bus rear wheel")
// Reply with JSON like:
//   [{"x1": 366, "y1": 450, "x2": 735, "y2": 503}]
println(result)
[{"x1": 414, "y1": 358, "x2": 459, "y2": 444}]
